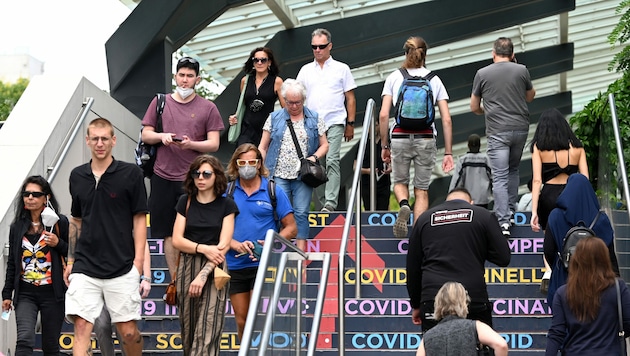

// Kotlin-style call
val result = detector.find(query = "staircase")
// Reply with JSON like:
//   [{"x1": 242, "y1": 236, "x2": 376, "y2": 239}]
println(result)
[{"x1": 37, "y1": 210, "x2": 550, "y2": 355}]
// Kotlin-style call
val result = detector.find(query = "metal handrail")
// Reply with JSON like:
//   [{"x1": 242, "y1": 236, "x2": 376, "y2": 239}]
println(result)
[
  {"x1": 337, "y1": 98, "x2": 376, "y2": 356},
  {"x1": 608, "y1": 94, "x2": 630, "y2": 225},
  {"x1": 47, "y1": 97, "x2": 94, "y2": 183}
]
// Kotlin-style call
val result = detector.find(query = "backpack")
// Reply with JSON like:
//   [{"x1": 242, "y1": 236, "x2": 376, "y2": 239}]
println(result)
[
  {"x1": 227, "y1": 179, "x2": 278, "y2": 227},
  {"x1": 135, "y1": 93, "x2": 166, "y2": 178},
  {"x1": 559, "y1": 211, "x2": 601, "y2": 269},
  {"x1": 394, "y1": 68, "x2": 436, "y2": 130}
]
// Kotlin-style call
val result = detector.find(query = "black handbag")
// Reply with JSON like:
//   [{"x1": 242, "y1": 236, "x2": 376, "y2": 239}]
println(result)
[
  {"x1": 286, "y1": 118, "x2": 327, "y2": 188},
  {"x1": 473, "y1": 320, "x2": 495, "y2": 356}
]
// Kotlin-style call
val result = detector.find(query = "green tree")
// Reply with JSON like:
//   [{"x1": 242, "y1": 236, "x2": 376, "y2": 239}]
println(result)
[
  {"x1": 0, "y1": 78, "x2": 29, "y2": 122},
  {"x1": 571, "y1": 0, "x2": 630, "y2": 204}
]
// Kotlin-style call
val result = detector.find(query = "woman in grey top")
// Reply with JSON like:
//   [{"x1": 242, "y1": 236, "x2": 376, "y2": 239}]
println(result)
[{"x1": 416, "y1": 282, "x2": 508, "y2": 356}]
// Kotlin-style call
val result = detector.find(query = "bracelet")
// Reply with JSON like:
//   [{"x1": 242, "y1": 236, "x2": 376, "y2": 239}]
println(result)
[
  {"x1": 310, "y1": 154, "x2": 318, "y2": 160},
  {"x1": 66, "y1": 261, "x2": 74, "y2": 265},
  {"x1": 444, "y1": 153, "x2": 452, "y2": 155},
  {"x1": 382, "y1": 145, "x2": 390, "y2": 150},
  {"x1": 195, "y1": 243, "x2": 200, "y2": 254},
  {"x1": 140, "y1": 276, "x2": 152, "y2": 283}
]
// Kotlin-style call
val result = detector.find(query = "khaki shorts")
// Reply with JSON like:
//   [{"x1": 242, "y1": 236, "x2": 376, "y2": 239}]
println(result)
[
  {"x1": 390, "y1": 135, "x2": 437, "y2": 190},
  {"x1": 65, "y1": 267, "x2": 142, "y2": 324}
]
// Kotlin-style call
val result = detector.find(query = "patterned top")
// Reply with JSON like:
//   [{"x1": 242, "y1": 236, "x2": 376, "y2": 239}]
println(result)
[{"x1": 262, "y1": 116, "x2": 326, "y2": 179}]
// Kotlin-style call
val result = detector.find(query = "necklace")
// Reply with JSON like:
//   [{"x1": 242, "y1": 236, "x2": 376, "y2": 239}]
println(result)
[{"x1": 31, "y1": 221, "x2": 40, "y2": 226}]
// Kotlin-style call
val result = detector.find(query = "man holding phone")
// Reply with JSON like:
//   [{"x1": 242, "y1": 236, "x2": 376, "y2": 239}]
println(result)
[{"x1": 140, "y1": 57, "x2": 224, "y2": 283}]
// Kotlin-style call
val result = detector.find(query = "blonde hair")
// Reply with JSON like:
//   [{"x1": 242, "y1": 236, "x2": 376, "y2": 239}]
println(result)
[
  {"x1": 402, "y1": 36, "x2": 428, "y2": 69},
  {"x1": 434, "y1": 282, "x2": 470, "y2": 320}
]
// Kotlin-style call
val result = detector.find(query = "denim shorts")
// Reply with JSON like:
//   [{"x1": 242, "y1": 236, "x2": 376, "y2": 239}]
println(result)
[{"x1": 390, "y1": 135, "x2": 437, "y2": 190}]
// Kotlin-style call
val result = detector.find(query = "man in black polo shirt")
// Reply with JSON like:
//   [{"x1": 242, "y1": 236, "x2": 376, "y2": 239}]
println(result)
[
  {"x1": 406, "y1": 188, "x2": 511, "y2": 331},
  {"x1": 64, "y1": 118, "x2": 148, "y2": 356}
]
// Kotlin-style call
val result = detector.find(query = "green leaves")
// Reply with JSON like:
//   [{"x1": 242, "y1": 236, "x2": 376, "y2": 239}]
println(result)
[{"x1": 0, "y1": 78, "x2": 29, "y2": 122}]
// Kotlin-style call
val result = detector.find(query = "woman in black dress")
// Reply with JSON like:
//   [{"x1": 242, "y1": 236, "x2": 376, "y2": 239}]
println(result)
[{"x1": 229, "y1": 47, "x2": 285, "y2": 146}]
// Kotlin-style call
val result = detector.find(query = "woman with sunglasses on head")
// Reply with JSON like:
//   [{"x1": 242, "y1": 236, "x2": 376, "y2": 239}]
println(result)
[
  {"x1": 2, "y1": 175, "x2": 69, "y2": 356},
  {"x1": 225, "y1": 143, "x2": 297, "y2": 341},
  {"x1": 229, "y1": 47, "x2": 286, "y2": 146},
  {"x1": 259, "y1": 79, "x2": 329, "y2": 252},
  {"x1": 171, "y1": 155, "x2": 239, "y2": 355}
]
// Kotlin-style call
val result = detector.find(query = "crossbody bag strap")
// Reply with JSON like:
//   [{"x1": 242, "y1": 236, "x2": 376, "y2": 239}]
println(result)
[
  {"x1": 286, "y1": 118, "x2": 305, "y2": 159},
  {"x1": 589, "y1": 210, "x2": 602, "y2": 229},
  {"x1": 172, "y1": 196, "x2": 191, "y2": 282},
  {"x1": 616, "y1": 278, "x2": 626, "y2": 353}
]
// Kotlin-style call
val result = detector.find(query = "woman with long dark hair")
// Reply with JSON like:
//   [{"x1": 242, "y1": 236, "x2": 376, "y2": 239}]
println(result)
[
  {"x1": 530, "y1": 108, "x2": 588, "y2": 232},
  {"x1": 172, "y1": 155, "x2": 239, "y2": 355},
  {"x1": 229, "y1": 47, "x2": 285, "y2": 146},
  {"x1": 546, "y1": 237, "x2": 630, "y2": 355},
  {"x1": 2, "y1": 175, "x2": 69, "y2": 356}
]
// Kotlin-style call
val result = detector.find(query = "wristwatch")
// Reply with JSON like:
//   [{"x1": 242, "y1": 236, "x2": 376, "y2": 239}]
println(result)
[
  {"x1": 140, "y1": 276, "x2": 152, "y2": 283},
  {"x1": 346, "y1": 121, "x2": 355, "y2": 127}
]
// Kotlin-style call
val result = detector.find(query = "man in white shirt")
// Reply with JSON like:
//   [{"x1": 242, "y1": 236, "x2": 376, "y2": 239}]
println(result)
[{"x1": 297, "y1": 28, "x2": 357, "y2": 212}]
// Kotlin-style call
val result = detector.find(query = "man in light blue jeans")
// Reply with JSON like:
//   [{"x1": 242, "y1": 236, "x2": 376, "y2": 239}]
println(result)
[
  {"x1": 471, "y1": 37, "x2": 536, "y2": 236},
  {"x1": 486, "y1": 131, "x2": 529, "y2": 230}
]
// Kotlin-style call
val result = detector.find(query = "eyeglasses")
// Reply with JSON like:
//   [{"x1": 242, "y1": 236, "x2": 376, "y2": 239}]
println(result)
[
  {"x1": 286, "y1": 100, "x2": 303, "y2": 107},
  {"x1": 311, "y1": 43, "x2": 330, "y2": 50},
  {"x1": 252, "y1": 57, "x2": 269, "y2": 64},
  {"x1": 191, "y1": 170, "x2": 213, "y2": 179},
  {"x1": 22, "y1": 191, "x2": 45, "y2": 198},
  {"x1": 89, "y1": 136, "x2": 111, "y2": 143},
  {"x1": 178, "y1": 57, "x2": 198, "y2": 65},
  {"x1": 236, "y1": 159, "x2": 259, "y2": 167}
]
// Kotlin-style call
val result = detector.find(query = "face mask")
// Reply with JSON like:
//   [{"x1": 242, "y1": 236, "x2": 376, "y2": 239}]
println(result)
[
  {"x1": 175, "y1": 86, "x2": 194, "y2": 99},
  {"x1": 41, "y1": 205, "x2": 59, "y2": 227},
  {"x1": 238, "y1": 165, "x2": 257, "y2": 180}
]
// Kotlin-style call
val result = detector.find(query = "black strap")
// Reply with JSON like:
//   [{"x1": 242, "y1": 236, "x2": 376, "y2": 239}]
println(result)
[
  {"x1": 286, "y1": 119, "x2": 305, "y2": 159},
  {"x1": 399, "y1": 67, "x2": 436, "y2": 81},
  {"x1": 616, "y1": 278, "x2": 626, "y2": 353},
  {"x1": 227, "y1": 179, "x2": 278, "y2": 225},
  {"x1": 155, "y1": 93, "x2": 165, "y2": 133},
  {"x1": 589, "y1": 211, "x2": 602, "y2": 230},
  {"x1": 454, "y1": 161, "x2": 491, "y2": 188}
]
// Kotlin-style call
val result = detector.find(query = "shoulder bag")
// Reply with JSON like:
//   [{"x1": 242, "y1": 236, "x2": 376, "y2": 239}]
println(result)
[
  {"x1": 285, "y1": 118, "x2": 327, "y2": 188},
  {"x1": 164, "y1": 196, "x2": 190, "y2": 306},
  {"x1": 472, "y1": 320, "x2": 495, "y2": 356},
  {"x1": 228, "y1": 75, "x2": 249, "y2": 143}
]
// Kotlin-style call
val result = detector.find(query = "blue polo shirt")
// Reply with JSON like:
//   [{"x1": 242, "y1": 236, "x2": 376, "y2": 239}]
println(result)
[{"x1": 226, "y1": 177, "x2": 293, "y2": 271}]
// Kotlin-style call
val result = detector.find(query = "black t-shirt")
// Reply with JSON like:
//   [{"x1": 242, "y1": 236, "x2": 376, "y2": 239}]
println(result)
[
  {"x1": 175, "y1": 195, "x2": 239, "y2": 245},
  {"x1": 70, "y1": 159, "x2": 148, "y2": 279},
  {"x1": 406, "y1": 199, "x2": 511, "y2": 307}
]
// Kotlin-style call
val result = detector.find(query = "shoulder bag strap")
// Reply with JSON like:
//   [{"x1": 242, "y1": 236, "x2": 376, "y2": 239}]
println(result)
[
  {"x1": 286, "y1": 118, "x2": 305, "y2": 159},
  {"x1": 54, "y1": 223, "x2": 66, "y2": 269},
  {"x1": 616, "y1": 278, "x2": 626, "y2": 354},
  {"x1": 589, "y1": 210, "x2": 602, "y2": 229},
  {"x1": 156, "y1": 93, "x2": 165, "y2": 133},
  {"x1": 172, "y1": 196, "x2": 191, "y2": 282}
]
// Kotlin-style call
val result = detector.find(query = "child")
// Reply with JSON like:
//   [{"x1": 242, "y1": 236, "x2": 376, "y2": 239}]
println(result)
[{"x1": 448, "y1": 134, "x2": 492, "y2": 208}]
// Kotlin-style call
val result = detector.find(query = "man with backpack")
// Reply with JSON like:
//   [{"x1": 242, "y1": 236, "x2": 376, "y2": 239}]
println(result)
[
  {"x1": 470, "y1": 37, "x2": 536, "y2": 236},
  {"x1": 543, "y1": 173, "x2": 619, "y2": 307},
  {"x1": 379, "y1": 36, "x2": 454, "y2": 238},
  {"x1": 140, "y1": 57, "x2": 224, "y2": 282}
]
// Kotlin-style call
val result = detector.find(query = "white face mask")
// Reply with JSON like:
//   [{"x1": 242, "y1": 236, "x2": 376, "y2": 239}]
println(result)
[
  {"x1": 175, "y1": 86, "x2": 194, "y2": 99},
  {"x1": 41, "y1": 205, "x2": 59, "y2": 227},
  {"x1": 238, "y1": 165, "x2": 257, "y2": 180}
]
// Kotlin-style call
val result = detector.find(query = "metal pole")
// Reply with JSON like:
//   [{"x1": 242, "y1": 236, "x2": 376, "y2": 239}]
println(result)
[{"x1": 608, "y1": 94, "x2": 630, "y2": 227}]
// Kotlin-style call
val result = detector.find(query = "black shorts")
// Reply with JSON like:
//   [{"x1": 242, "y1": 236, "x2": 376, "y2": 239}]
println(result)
[
  {"x1": 228, "y1": 267, "x2": 259, "y2": 295},
  {"x1": 148, "y1": 174, "x2": 184, "y2": 238},
  {"x1": 538, "y1": 183, "x2": 566, "y2": 230}
]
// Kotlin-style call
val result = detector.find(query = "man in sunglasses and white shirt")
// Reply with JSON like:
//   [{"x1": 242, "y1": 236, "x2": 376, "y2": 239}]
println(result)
[
  {"x1": 296, "y1": 28, "x2": 357, "y2": 212},
  {"x1": 141, "y1": 57, "x2": 224, "y2": 283}
]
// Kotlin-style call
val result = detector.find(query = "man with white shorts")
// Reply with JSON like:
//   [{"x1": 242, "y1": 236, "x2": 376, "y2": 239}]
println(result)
[{"x1": 65, "y1": 118, "x2": 148, "y2": 356}]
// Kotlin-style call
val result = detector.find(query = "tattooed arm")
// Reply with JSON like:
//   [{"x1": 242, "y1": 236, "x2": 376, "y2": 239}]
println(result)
[
  {"x1": 63, "y1": 217, "x2": 81, "y2": 286},
  {"x1": 188, "y1": 261, "x2": 214, "y2": 298}
]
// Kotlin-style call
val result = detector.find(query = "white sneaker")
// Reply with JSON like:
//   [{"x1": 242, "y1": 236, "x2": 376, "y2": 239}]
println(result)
[
  {"x1": 393, "y1": 205, "x2": 412, "y2": 238},
  {"x1": 501, "y1": 223, "x2": 511, "y2": 237}
]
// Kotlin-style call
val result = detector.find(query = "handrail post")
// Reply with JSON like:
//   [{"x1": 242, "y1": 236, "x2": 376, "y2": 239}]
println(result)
[
  {"x1": 608, "y1": 94, "x2": 630, "y2": 226},
  {"x1": 338, "y1": 98, "x2": 375, "y2": 356}
]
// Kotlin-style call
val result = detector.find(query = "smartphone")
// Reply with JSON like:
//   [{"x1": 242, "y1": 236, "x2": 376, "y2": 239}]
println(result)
[
  {"x1": 235, "y1": 241, "x2": 264, "y2": 259},
  {"x1": 172, "y1": 137, "x2": 183, "y2": 142}
]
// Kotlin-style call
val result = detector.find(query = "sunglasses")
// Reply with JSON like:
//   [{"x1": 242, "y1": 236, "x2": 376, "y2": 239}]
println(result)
[
  {"x1": 22, "y1": 191, "x2": 45, "y2": 198},
  {"x1": 191, "y1": 170, "x2": 213, "y2": 179},
  {"x1": 311, "y1": 43, "x2": 330, "y2": 50},
  {"x1": 252, "y1": 57, "x2": 269, "y2": 64},
  {"x1": 178, "y1": 57, "x2": 198, "y2": 65},
  {"x1": 236, "y1": 159, "x2": 259, "y2": 167}
]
